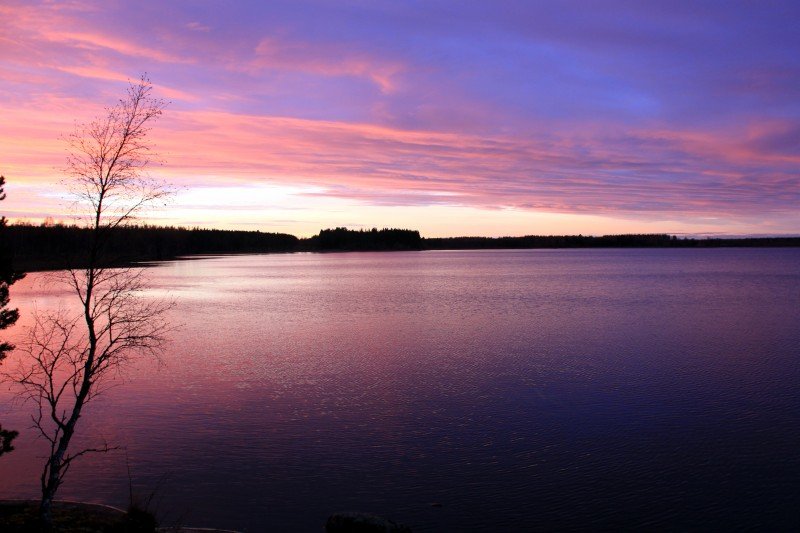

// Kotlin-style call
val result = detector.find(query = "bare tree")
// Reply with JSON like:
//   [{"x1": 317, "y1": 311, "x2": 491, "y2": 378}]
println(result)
[{"x1": 5, "y1": 76, "x2": 173, "y2": 525}]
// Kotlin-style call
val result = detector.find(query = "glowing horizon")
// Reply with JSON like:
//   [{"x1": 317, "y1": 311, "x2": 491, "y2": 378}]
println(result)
[{"x1": 2, "y1": 1, "x2": 799, "y2": 238}]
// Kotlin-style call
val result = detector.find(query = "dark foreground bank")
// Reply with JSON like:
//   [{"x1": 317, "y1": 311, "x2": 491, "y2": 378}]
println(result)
[
  {"x1": 0, "y1": 500, "x2": 249, "y2": 532},
  {"x1": 6, "y1": 223, "x2": 800, "y2": 271},
  {"x1": 0, "y1": 501, "x2": 411, "y2": 533},
  {"x1": 0, "y1": 500, "x2": 157, "y2": 532}
]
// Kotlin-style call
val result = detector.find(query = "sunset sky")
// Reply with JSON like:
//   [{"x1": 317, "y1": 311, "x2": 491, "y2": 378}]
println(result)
[{"x1": 1, "y1": 1, "x2": 799, "y2": 237}]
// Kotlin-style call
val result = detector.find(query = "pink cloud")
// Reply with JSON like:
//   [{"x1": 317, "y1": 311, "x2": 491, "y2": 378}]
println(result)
[
  {"x1": 3, "y1": 88, "x2": 796, "y2": 221},
  {"x1": 186, "y1": 21, "x2": 211, "y2": 33},
  {"x1": 140, "y1": 110, "x2": 798, "y2": 217},
  {"x1": 55, "y1": 66, "x2": 200, "y2": 102},
  {"x1": 45, "y1": 30, "x2": 186, "y2": 63},
  {"x1": 251, "y1": 37, "x2": 405, "y2": 93},
  {"x1": 0, "y1": 2, "x2": 189, "y2": 68}
]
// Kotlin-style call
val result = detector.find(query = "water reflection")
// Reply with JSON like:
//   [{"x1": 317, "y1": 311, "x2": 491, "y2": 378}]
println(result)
[{"x1": 1, "y1": 249, "x2": 799, "y2": 530}]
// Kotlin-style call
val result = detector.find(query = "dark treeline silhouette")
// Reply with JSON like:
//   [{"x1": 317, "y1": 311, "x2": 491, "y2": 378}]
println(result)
[
  {"x1": 425, "y1": 234, "x2": 800, "y2": 249},
  {"x1": 7, "y1": 223, "x2": 299, "y2": 271},
  {"x1": 682, "y1": 237, "x2": 800, "y2": 247},
  {"x1": 305, "y1": 227, "x2": 423, "y2": 251},
  {"x1": 10, "y1": 224, "x2": 421, "y2": 270},
  {"x1": 8, "y1": 224, "x2": 800, "y2": 271},
  {"x1": 426, "y1": 234, "x2": 676, "y2": 249}
]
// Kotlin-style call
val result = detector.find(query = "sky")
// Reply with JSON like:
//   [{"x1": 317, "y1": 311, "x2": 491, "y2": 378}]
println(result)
[{"x1": 1, "y1": 0, "x2": 799, "y2": 237}]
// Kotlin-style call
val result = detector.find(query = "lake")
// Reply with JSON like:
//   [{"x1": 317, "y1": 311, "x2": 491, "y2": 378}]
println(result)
[{"x1": 1, "y1": 249, "x2": 799, "y2": 531}]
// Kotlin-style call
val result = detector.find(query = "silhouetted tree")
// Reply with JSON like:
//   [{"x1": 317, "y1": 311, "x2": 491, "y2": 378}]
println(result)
[
  {"x1": 0, "y1": 175, "x2": 23, "y2": 457},
  {"x1": 6, "y1": 76, "x2": 173, "y2": 526}
]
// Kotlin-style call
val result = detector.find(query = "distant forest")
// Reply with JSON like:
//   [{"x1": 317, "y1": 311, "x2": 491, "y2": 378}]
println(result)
[
  {"x1": 5, "y1": 223, "x2": 800, "y2": 271},
  {"x1": 424, "y1": 234, "x2": 800, "y2": 249},
  {"x1": 7, "y1": 223, "x2": 299, "y2": 271}
]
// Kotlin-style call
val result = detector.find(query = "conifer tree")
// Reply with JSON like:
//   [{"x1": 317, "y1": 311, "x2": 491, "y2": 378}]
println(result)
[{"x1": 0, "y1": 175, "x2": 23, "y2": 456}]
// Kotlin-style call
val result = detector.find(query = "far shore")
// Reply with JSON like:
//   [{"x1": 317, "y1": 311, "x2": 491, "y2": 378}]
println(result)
[{"x1": 8, "y1": 224, "x2": 800, "y2": 273}]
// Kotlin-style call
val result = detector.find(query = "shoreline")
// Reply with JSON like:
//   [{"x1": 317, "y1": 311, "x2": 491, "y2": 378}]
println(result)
[
  {"x1": 8, "y1": 223, "x2": 800, "y2": 273},
  {"x1": 15, "y1": 243, "x2": 800, "y2": 274},
  {"x1": 0, "y1": 499, "x2": 241, "y2": 533}
]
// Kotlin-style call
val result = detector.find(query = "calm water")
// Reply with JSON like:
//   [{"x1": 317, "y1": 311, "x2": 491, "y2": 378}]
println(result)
[{"x1": 1, "y1": 249, "x2": 799, "y2": 531}]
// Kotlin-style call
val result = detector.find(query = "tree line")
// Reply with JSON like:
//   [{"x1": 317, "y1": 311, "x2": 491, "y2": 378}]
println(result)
[
  {"x1": 6, "y1": 225, "x2": 424, "y2": 271},
  {"x1": 6, "y1": 223, "x2": 300, "y2": 271},
  {"x1": 8, "y1": 225, "x2": 800, "y2": 271},
  {"x1": 424, "y1": 234, "x2": 800, "y2": 249}
]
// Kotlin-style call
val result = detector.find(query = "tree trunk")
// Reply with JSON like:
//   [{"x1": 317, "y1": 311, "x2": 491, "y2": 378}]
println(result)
[
  {"x1": 39, "y1": 491, "x2": 54, "y2": 529},
  {"x1": 40, "y1": 443, "x2": 67, "y2": 527},
  {"x1": 39, "y1": 407, "x2": 83, "y2": 527}
]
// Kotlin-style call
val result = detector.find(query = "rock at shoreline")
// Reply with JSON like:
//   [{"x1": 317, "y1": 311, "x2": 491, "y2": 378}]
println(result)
[{"x1": 326, "y1": 512, "x2": 412, "y2": 533}]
